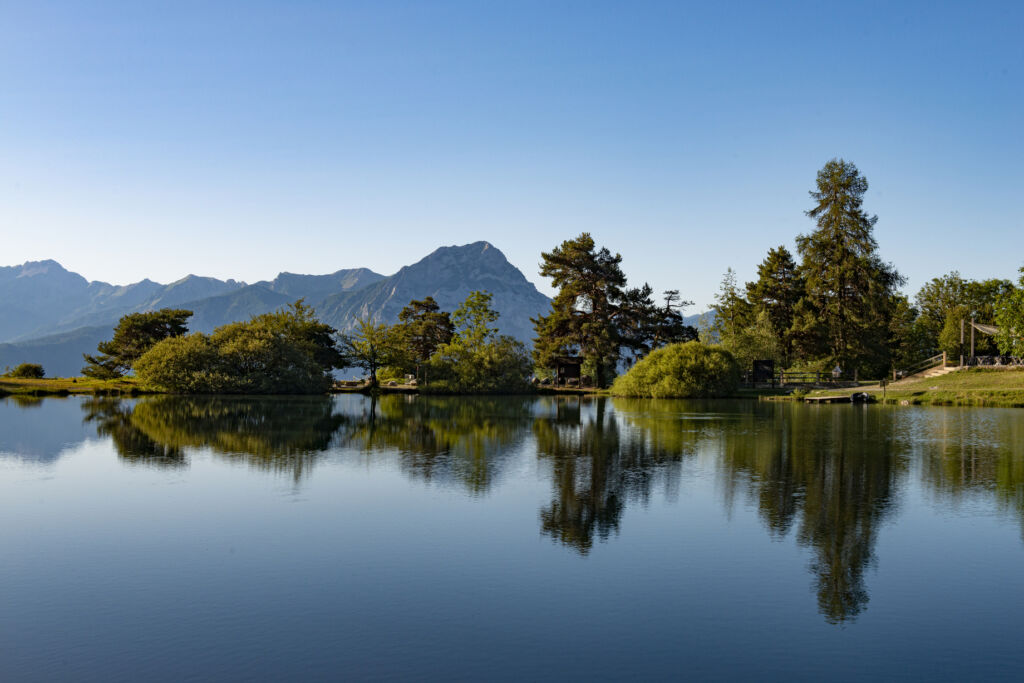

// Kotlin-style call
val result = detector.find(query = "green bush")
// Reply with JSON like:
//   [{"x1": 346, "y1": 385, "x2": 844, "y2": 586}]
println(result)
[
  {"x1": 611, "y1": 341, "x2": 740, "y2": 398},
  {"x1": 134, "y1": 305, "x2": 337, "y2": 394},
  {"x1": 3, "y1": 363, "x2": 46, "y2": 379},
  {"x1": 423, "y1": 335, "x2": 532, "y2": 394}
]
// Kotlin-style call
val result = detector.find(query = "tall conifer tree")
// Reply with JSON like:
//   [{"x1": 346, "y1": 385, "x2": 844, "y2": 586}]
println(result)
[
  {"x1": 746, "y1": 246, "x2": 803, "y2": 364},
  {"x1": 795, "y1": 159, "x2": 904, "y2": 375}
]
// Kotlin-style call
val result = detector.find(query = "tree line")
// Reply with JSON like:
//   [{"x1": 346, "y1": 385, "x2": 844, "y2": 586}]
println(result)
[
  {"x1": 708, "y1": 158, "x2": 1024, "y2": 377},
  {"x1": 80, "y1": 292, "x2": 533, "y2": 394},
  {"x1": 74, "y1": 157, "x2": 1023, "y2": 393}
]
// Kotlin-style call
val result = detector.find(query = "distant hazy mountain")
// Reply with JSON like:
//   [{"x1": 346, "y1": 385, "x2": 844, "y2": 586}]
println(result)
[
  {"x1": 0, "y1": 326, "x2": 111, "y2": 378},
  {"x1": 0, "y1": 243, "x2": 551, "y2": 377},
  {"x1": 0, "y1": 260, "x2": 247, "y2": 343}
]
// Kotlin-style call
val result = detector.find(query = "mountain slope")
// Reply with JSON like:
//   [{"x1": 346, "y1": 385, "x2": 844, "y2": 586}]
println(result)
[
  {"x1": 0, "y1": 326, "x2": 110, "y2": 378},
  {"x1": 318, "y1": 242, "x2": 550, "y2": 342}
]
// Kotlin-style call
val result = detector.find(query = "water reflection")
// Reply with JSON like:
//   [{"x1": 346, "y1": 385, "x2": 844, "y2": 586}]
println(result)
[
  {"x1": 85, "y1": 396, "x2": 344, "y2": 479},
  {"x1": 1, "y1": 393, "x2": 1018, "y2": 625},
  {"x1": 335, "y1": 395, "x2": 531, "y2": 494},
  {"x1": 83, "y1": 398, "x2": 186, "y2": 468},
  {"x1": 534, "y1": 397, "x2": 692, "y2": 553},
  {"x1": 715, "y1": 404, "x2": 904, "y2": 623},
  {"x1": 906, "y1": 409, "x2": 1024, "y2": 540}
]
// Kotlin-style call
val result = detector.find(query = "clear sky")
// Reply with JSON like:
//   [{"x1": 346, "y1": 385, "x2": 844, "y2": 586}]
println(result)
[{"x1": 2, "y1": 0, "x2": 1021, "y2": 309}]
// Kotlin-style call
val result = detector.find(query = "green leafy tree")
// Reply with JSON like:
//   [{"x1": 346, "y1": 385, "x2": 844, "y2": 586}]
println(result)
[
  {"x1": 261, "y1": 299, "x2": 346, "y2": 370},
  {"x1": 398, "y1": 296, "x2": 454, "y2": 381},
  {"x1": 887, "y1": 296, "x2": 932, "y2": 370},
  {"x1": 725, "y1": 310, "x2": 783, "y2": 373},
  {"x1": 915, "y1": 272, "x2": 1013, "y2": 356},
  {"x1": 338, "y1": 319, "x2": 408, "y2": 388},
  {"x1": 795, "y1": 159, "x2": 904, "y2": 376},
  {"x1": 994, "y1": 270, "x2": 1024, "y2": 355},
  {"x1": 427, "y1": 291, "x2": 531, "y2": 393},
  {"x1": 450, "y1": 290, "x2": 500, "y2": 351},
  {"x1": 134, "y1": 302, "x2": 341, "y2": 394},
  {"x1": 83, "y1": 308, "x2": 193, "y2": 378}
]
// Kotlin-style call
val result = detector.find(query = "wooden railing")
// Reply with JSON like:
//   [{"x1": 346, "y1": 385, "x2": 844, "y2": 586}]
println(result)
[{"x1": 894, "y1": 352, "x2": 946, "y2": 380}]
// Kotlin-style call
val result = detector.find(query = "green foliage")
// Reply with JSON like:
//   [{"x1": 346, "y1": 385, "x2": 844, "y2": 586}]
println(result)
[
  {"x1": 426, "y1": 291, "x2": 532, "y2": 393},
  {"x1": 533, "y1": 233, "x2": 693, "y2": 388},
  {"x1": 994, "y1": 270, "x2": 1024, "y2": 355},
  {"x1": 795, "y1": 159, "x2": 904, "y2": 376},
  {"x1": 619, "y1": 285, "x2": 697, "y2": 363},
  {"x1": 746, "y1": 246, "x2": 803, "y2": 363},
  {"x1": 83, "y1": 308, "x2": 193, "y2": 378},
  {"x1": 451, "y1": 290, "x2": 500, "y2": 350},
  {"x1": 3, "y1": 363, "x2": 45, "y2": 379},
  {"x1": 721, "y1": 310, "x2": 783, "y2": 372},
  {"x1": 427, "y1": 334, "x2": 532, "y2": 394},
  {"x1": 915, "y1": 272, "x2": 1012, "y2": 356},
  {"x1": 712, "y1": 268, "x2": 753, "y2": 344},
  {"x1": 134, "y1": 302, "x2": 339, "y2": 394},
  {"x1": 888, "y1": 295, "x2": 932, "y2": 369},
  {"x1": 533, "y1": 233, "x2": 627, "y2": 388},
  {"x1": 611, "y1": 341, "x2": 740, "y2": 398},
  {"x1": 397, "y1": 296, "x2": 454, "y2": 380},
  {"x1": 132, "y1": 334, "x2": 224, "y2": 393},
  {"x1": 338, "y1": 318, "x2": 408, "y2": 387}
]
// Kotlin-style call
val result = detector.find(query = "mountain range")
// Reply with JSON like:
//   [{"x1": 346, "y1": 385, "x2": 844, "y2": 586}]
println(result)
[{"x1": 0, "y1": 242, "x2": 552, "y2": 376}]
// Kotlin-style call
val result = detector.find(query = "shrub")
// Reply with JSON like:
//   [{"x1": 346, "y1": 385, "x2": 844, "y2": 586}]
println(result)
[
  {"x1": 133, "y1": 334, "x2": 226, "y2": 393},
  {"x1": 134, "y1": 308, "x2": 335, "y2": 394},
  {"x1": 423, "y1": 335, "x2": 532, "y2": 394},
  {"x1": 3, "y1": 363, "x2": 46, "y2": 379},
  {"x1": 611, "y1": 341, "x2": 740, "y2": 398}
]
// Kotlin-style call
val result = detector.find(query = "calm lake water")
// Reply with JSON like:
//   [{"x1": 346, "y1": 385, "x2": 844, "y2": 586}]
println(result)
[{"x1": 2, "y1": 394, "x2": 1023, "y2": 681}]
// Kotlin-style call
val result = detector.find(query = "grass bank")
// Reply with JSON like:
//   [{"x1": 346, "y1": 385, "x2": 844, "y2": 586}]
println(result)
[
  {"x1": 806, "y1": 367, "x2": 1024, "y2": 408},
  {"x1": 0, "y1": 376, "x2": 153, "y2": 397}
]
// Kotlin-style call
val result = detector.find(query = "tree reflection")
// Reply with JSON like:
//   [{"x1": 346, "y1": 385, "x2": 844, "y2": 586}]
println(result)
[
  {"x1": 83, "y1": 398, "x2": 187, "y2": 468},
  {"x1": 83, "y1": 396, "x2": 344, "y2": 478},
  {"x1": 534, "y1": 397, "x2": 694, "y2": 554},
  {"x1": 913, "y1": 409, "x2": 1024, "y2": 540},
  {"x1": 718, "y1": 404, "x2": 904, "y2": 624},
  {"x1": 335, "y1": 394, "x2": 531, "y2": 494}
]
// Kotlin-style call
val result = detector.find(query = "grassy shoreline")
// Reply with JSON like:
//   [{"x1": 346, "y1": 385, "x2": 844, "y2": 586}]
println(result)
[
  {"x1": 7, "y1": 370, "x2": 1022, "y2": 408},
  {"x1": 804, "y1": 367, "x2": 1024, "y2": 408},
  {"x1": 0, "y1": 376, "x2": 153, "y2": 397}
]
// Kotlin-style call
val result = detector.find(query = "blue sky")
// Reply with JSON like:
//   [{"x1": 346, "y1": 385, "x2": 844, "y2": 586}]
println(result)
[{"x1": 2, "y1": 0, "x2": 1021, "y2": 309}]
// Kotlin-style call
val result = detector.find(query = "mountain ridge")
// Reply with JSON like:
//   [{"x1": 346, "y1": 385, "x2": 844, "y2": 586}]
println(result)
[{"x1": 0, "y1": 242, "x2": 552, "y2": 376}]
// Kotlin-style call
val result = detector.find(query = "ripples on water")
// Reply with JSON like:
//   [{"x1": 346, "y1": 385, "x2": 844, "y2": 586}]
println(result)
[{"x1": 2, "y1": 395, "x2": 1023, "y2": 680}]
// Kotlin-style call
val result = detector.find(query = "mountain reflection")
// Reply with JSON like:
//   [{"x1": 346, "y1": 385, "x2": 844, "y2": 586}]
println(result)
[{"x1": 67, "y1": 394, "x2": 1024, "y2": 625}]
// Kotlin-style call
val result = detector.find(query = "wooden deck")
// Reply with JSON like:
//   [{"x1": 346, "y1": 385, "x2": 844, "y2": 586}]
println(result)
[{"x1": 804, "y1": 395, "x2": 853, "y2": 404}]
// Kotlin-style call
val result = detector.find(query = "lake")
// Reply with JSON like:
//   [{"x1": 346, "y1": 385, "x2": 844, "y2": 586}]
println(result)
[{"x1": 2, "y1": 394, "x2": 1023, "y2": 681}]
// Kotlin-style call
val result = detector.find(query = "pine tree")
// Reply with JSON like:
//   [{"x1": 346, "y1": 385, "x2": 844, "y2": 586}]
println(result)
[
  {"x1": 795, "y1": 159, "x2": 904, "y2": 376},
  {"x1": 83, "y1": 308, "x2": 193, "y2": 378},
  {"x1": 398, "y1": 296, "x2": 454, "y2": 381},
  {"x1": 746, "y1": 246, "x2": 803, "y2": 364},
  {"x1": 711, "y1": 268, "x2": 752, "y2": 346},
  {"x1": 533, "y1": 233, "x2": 627, "y2": 388}
]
